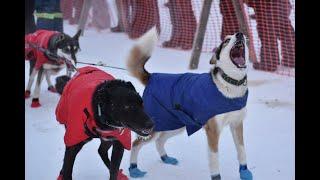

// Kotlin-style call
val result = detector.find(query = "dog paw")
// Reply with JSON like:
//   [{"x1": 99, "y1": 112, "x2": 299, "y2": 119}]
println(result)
[
  {"x1": 211, "y1": 174, "x2": 221, "y2": 180},
  {"x1": 117, "y1": 169, "x2": 129, "y2": 180},
  {"x1": 25, "y1": 90, "x2": 31, "y2": 99},
  {"x1": 239, "y1": 164, "x2": 253, "y2": 180},
  {"x1": 57, "y1": 174, "x2": 63, "y2": 180},
  {"x1": 31, "y1": 98, "x2": 41, "y2": 108},
  {"x1": 129, "y1": 164, "x2": 147, "y2": 178},
  {"x1": 48, "y1": 86, "x2": 57, "y2": 93},
  {"x1": 161, "y1": 154, "x2": 178, "y2": 165}
]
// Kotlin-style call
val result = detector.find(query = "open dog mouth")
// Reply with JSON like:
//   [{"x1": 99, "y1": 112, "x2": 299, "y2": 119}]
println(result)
[
  {"x1": 230, "y1": 41, "x2": 246, "y2": 68},
  {"x1": 137, "y1": 128, "x2": 153, "y2": 137},
  {"x1": 127, "y1": 124, "x2": 153, "y2": 137}
]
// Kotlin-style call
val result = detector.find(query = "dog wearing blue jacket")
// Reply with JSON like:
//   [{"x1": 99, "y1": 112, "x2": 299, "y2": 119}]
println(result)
[{"x1": 127, "y1": 27, "x2": 253, "y2": 180}]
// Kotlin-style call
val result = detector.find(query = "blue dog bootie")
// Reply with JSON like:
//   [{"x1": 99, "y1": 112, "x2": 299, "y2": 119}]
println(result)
[
  {"x1": 211, "y1": 174, "x2": 221, "y2": 180},
  {"x1": 161, "y1": 154, "x2": 179, "y2": 165},
  {"x1": 129, "y1": 163, "x2": 147, "y2": 178},
  {"x1": 239, "y1": 164, "x2": 253, "y2": 180}
]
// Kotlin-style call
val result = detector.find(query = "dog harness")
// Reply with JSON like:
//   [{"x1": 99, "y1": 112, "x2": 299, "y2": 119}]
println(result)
[
  {"x1": 25, "y1": 30, "x2": 62, "y2": 70},
  {"x1": 143, "y1": 73, "x2": 248, "y2": 136},
  {"x1": 55, "y1": 66, "x2": 131, "y2": 149}
]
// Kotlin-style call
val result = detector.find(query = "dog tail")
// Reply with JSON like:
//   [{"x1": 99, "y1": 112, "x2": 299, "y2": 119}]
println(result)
[
  {"x1": 55, "y1": 75, "x2": 71, "y2": 95},
  {"x1": 126, "y1": 27, "x2": 158, "y2": 86}
]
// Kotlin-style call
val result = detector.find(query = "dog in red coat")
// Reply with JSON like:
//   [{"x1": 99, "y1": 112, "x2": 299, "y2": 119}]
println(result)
[
  {"x1": 55, "y1": 66, "x2": 154, "y2": 180},
  {"x1": 25, "y1": 29, "x2": 81, "y2": 108}
]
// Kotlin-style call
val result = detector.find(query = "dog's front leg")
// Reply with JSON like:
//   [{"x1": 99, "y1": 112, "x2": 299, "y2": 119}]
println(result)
[
  {"x1": 45, "y1": 70, "x2": 57, "y2": 93},
  {"x1": 156, "y1": 129, "x2": 184, "y2": 165},
  {"x1": 109, "y1": 140, "x2": 125, "y2": 180},
  {"x1": 230, "y1": 119, "x2": 253, "y2": 180},
  {"x1": 58, "y1": 141, "x2": 86, "y2": 180},
  {"x1": 205, "y1": 118, "x2": 222, "y2": 180},
  {"x1": 30, "y1": 68, "x2": 44, "y2": 107},
  {"x1": 25, "y1": 67, "x2": 38, "y2": 99},
  {"x1": 98, "y1": 140, "x2": 113, "y2": 169}
]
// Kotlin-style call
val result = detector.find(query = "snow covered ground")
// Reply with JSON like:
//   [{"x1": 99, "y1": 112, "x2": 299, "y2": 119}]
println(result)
[{"x1": 25, "y1": 24, "x2": 295, "y2": 180}]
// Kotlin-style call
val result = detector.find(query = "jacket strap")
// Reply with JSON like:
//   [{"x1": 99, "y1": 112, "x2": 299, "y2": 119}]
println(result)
[{"x1": 83, "y1": 108, "x2": 100, "y2": 138}]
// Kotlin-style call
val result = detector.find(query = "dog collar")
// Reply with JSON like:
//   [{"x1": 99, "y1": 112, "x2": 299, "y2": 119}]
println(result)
[
  {"x1": 83, "y1": 108, "x2": 131, "y2": 149},
  {"x1": 213, "y1": 67, "x2": 247, "y2": 86}
]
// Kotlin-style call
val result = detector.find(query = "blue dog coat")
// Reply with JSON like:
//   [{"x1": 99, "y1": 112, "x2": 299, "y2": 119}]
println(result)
[{"x1": 142, "y1": 73, "x2": 248, "y2": 136}]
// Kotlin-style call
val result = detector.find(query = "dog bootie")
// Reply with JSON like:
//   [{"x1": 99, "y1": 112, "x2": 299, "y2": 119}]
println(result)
[
  {"x1": 129, "y1": 163, "x2": 147, "y2": 178},
  {"x1": 57, "y1": 174, "x2": 63, "y2": 180},
  {"x1": 211, "y1": 174, "x2": 221, "y2": 180},
  {"x1": 31, "y1": 98, "x2": 41, "y2": 108},
  {"x1": 48, "y1": 86, "x2": 57, "y2": 93},
  {"x1": 161, "y1": 154, "x2": 178, "y2": 165},
  {"x1": 117, "y1": 169, "x2": 129, "y2": 180},
  {"x1": 25, "y1": 90, "x2": 31, "y2": 99},
  {"x1": 239, "y1": 164, "x2": 253, "y2": 180}
]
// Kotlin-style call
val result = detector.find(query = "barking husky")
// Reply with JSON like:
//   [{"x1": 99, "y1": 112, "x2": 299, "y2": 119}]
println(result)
[
  {"x1": 25, "y1": 30, "x2": 81, "y2": 107},
  {"x1": 126, "y1": 27, "x2": 253, "y2": 180}
]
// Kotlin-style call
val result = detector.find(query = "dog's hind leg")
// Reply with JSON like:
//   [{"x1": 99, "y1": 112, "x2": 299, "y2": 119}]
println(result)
[
  {"x1": 29, "y1": 59, "x2": 35, "y2": 75},
  {"x1": 155, "y1": 128, "x2": 184, "y2": 165},
  {"x1": 129, "y1": 133, "x2": 157, "y2": 178},
  {"x1": 31, "y1": 68, "x2": 44, "y2": 107},
  {"x1": 25, "y1": 67, "x2": 38, "y2": 99},
  {"x1": 98, "y1": 140, "x2": 113, "y2": 169},
  {"x1": 230, "y1": 118, "x2": 253, "y2": 180},
  {"x1": 45, "y1": 70, "x2": 57, "y2": 93},
  {"x1": 58, "y1": 141, "x2": 86, "y2": 180},
  {"x1": 205, "y1": 117, "x2": 222, "y2": 180},
  {"x1": 109, "y1": 140, "x2": 125, "y2": 180}
]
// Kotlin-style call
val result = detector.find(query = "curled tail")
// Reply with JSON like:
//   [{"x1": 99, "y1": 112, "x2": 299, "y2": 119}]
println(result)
[
  {"x1": 55, "y1": 75, "x2": 71, "y2": 95},
  {"x1": 126, "y1": 27, "x2": 158, "y2": 85}
]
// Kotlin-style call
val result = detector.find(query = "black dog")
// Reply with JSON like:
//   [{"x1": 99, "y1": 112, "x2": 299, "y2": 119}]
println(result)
[
  {"x1": 55, "y1": 67, "x2": 154, "y2": 180},
  {"x1": 25, "y1": 29, "x2": 81, "y2": 107}
]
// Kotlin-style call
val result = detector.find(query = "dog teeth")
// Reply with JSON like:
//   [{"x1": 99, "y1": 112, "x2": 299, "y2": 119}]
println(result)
[{"x1": 138, "y1": 135, "x2": 151, "y2": 141}]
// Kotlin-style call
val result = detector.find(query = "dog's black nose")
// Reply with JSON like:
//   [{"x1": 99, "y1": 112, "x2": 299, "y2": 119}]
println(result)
[
  {"x1": 236, "y1": 32, "x2": 244, "y2": 40},
  {"x1": 145, "y1": 120, "x2": 155, "y2": 130}
]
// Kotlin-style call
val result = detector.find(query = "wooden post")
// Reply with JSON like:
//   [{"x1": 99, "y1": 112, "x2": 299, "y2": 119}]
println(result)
[
  {"x1": 231, "y1": 0, "x2": 257, "y2": 63},
  {"x1": 189, "y1": 0, "x2": 213, "y2": 69},
  {"x1": 78, "y1": 0, "x2": 92, "y2": 36}
]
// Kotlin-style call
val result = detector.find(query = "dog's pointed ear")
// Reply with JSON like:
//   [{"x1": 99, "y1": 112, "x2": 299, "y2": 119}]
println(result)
[
  {"x1": 96, "y1": 81, "x2": 110, "y2": 102},
  {"x1": 56, "y1": 34, "x2": 66, "y2": 45},
  {"x1": 209, "y1": 55, "x2": 217, "y2": 65},
  {"x1": 214, "y1": 41, "x2": 224, "y2": 60},
  {"x1": 125, "y1": 81, "x2": 136, "y2": 91},
  {"x1": 73, "y1": 29, "x2": 82, "y2": 40}
]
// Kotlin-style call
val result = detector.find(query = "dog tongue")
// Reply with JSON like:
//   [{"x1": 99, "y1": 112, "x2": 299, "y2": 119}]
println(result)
[{"x1": 233, "y1": 57, "x2": 245, "y2": 66}]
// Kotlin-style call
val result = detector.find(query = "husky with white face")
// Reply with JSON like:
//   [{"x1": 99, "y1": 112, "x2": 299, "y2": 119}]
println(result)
[
  {"x1": 25, "y1": 30, "x2": 80, "y2": 108},
  {"x1": 126, "y1": 28, "x2": 253, "y2": 180}
]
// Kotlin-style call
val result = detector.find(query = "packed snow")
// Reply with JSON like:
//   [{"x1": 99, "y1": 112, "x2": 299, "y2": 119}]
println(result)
[{"x1": 25, "y1": 24, "x2": 294, "y2": 180}]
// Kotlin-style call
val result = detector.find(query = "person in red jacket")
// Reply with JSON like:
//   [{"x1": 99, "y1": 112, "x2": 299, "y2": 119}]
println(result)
[
  {"x1": 55, "y1": 66, "x2": 154, "y2": 180},
  {"x1": 162, "y1": 0, "x2": 197, "y2": 50},
  {"x1": 219, "y1": 0, "x2": 240, "y2": 41},
  {"x1": 111, "y1": 0, "x2": 131, "y2": 33},
  {"x1": 129, "y1": 0, "x2": 160, "y2": 39},
  {"x1": 69, "y1": 0, "x2": 84, "y2": 25},
  {"x1": 87, "y1": 0, "x2": 111, "y2": 31},
  {"x1": 61, "y1": 0, "x2": 73, "y2": 21},
  {"x1": 247, "y1": 0, "x2": 295, "y2": 71}
]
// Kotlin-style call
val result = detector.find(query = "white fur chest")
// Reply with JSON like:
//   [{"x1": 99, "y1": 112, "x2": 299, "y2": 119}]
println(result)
[{"x1": 214, "y1": 107, "x2": 247, "y2": 130}]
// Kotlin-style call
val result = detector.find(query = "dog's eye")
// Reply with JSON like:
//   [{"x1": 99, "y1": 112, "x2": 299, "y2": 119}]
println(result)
[
  {"x1": 124, "y1": 105, "x2": 129, "y2": 109},
  {"x1": 62, "y1": 46, "x2": 71, "y2": 54},
  {"x1": 224, "y1": 38, "x2": 230, "y2": 44}
]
